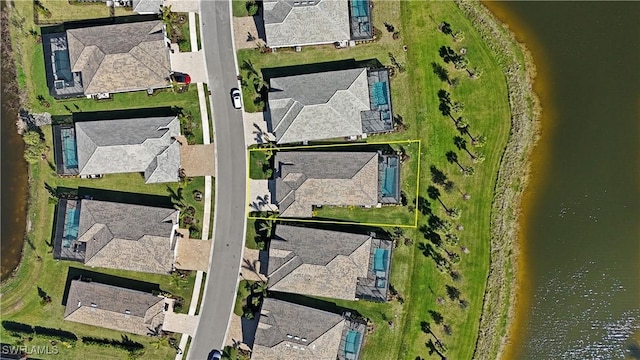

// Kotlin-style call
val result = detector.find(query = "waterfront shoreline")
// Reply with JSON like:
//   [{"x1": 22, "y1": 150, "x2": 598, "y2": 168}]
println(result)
[
  {"x1": 454, "y1": 1, "x2": 542, "y2": 359},
  {"x1": 0, "y1": 2, "x2": 29, "y2": 284}
]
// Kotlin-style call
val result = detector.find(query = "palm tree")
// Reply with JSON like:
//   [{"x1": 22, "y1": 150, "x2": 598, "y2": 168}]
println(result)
[
  {"x1": 470, "y1": 67, "x2": 482, "y2": 79},
  {"x1": 253, "y1": 74, "x2": 268, "y2": 93},
  {"x1": 241, "y1": 59, "x2": 258, "y2": 78},
  {"x1": 453, "y1": 30, "x2": 465, "y2": 42},
  {"x1": 160, "y1": 5, "x2": 176, "y2": 30},
  {"x1": 430, "y1": 165, "x2": 448, "y2": 186},
  {"x1": 451, "y1": 101, "x2": 464, "y2": 114},
  {"x1": 427, "y1": 185, "x2": 449, "y2": 213},
  {"x1": 431, "y1": 62, "x2": 451, "y2": 85},
  {"x1": 445, "y1": 233, "x2": 458, "y2": 244},
  {"x1": 454, "y1": 135, "x2": 476, "y2": 160},
  {"x1": 462, "y1": 166, "x2": 475, "y2": 176},
  {"x1": 443, "y1": 180, "x2": 455, "y2": 194},
  {"x1": 420, "y1": 321, "x2": 447, "y2": 353},
  {"x1": 472, "y1": 134, "x2": 486, "y2": 147},
  {"x1": 437, "y1": 89, "x2": 451, "y2": 105},
  {"x1": 473, "y1": 152, "x2": 485, "y2": 164},
  {"x1": 455, "y1": 116, "x2": 469, "y2": 131},
  {"x1": 150, "y1": 336, "x2": 169, "y2": 349},
  {"x1": 439, "y1": 22, "x2": 452, "y2": 36},
  {"x1": 453, "y1": 55, "x2": 468, "y2": 71},
  {"x1": 447, "y1": 207, "x2": 461, "y2": 219},
  {"x1": 167, "y1": 186, "x2": 186, "y2": 209},
  {"x1": 445, "y1": 151, "x2": 464, "y2": 172}
]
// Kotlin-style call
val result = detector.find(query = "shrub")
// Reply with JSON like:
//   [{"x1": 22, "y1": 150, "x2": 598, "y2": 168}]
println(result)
[{"x1": 246, "y1": 1, "x2": 259, "y2": 16}]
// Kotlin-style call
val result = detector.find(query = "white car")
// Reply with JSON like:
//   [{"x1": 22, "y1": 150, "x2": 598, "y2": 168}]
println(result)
[
  {"x1": 231, "y1": 88, "x2": 242, "y2": 109},
  {"x1": 208, "y1": 350, "x2": 222, "y2": 360}
]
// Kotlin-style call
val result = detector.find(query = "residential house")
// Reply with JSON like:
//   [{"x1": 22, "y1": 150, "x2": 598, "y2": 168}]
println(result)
[
  {"x1": 64, "y1": 279, "x2": 167, "y2": 336},
  {"x1": 267, "y1": 225, "x2": 392, "y2": 301},
  {"x1": 53, "y1": 115, "x2": 181, "y2": 183},
  {"x1": 253, "y1": 298, "x2": 365, "y2": 360},
  {"x1": 267, "y1": 68, "x2": 393, "y2": 144},
  {"x1": 270, "y1": 151, "x2": 401, "y2": 217},
  {"x1": 42, "y1": 20, "x2": 171, "y2": 98},
  {"x1": 263, "y1": 0, "x2": 373, "y2": 49},
  {"x1": 53, "y1": 198, "x2": 179, "y2": 274}
]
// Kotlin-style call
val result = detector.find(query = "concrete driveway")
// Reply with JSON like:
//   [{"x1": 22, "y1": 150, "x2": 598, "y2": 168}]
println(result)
[
  {"x1": 175, "y1": 237, "x2": 212, "y2": 272},
  {"x1": 243, "y1": 112, "x2": 273, "y2": 146},
  {"x1": 164, "y1": 0, "x2": 199, "y2": 13},
  {"x1": 248, "y1": 179, "x2": 278, "y2": 212},
  {"x1": 163, "y1": 311, "x2": 199, "y2": 336},
  {"x1": 170, "y1": 48, "x2": 207, "y2": 83}
]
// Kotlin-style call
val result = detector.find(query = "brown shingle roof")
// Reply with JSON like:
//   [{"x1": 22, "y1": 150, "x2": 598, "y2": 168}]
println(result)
[{"x1": 67, "y1": 20, "x2": 170, "y2": 95}]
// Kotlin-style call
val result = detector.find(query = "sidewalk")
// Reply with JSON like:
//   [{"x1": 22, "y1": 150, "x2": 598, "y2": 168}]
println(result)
[{"x1": 176, "y1": 10, "x2": 211, "y2": 360}]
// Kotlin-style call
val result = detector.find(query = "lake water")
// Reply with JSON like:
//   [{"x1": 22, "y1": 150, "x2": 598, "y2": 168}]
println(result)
[
  {"x1": 483, "y1": 1, "x2": 640, "y2": 359},
  {"x1": 1, "y1": 0, "x2": 29, "y2": 282}
]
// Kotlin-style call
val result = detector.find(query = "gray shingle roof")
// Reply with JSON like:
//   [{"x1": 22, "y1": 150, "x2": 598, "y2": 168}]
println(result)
[
  {"x1": 267, "y1": 225, "x2": 372, "y2": 299},
  {"x1": 76, "y1": 116, "x2": 181, "y2": 183},
  {"x1": 64, "y1": 280, "x2": 165, "y2": 335},
  {"x1": 77, "y1": 199, "x2": 178, "y2": 274},
  {"x1": 67, "y1": 20, "x2": 170, "y2": 95},
  {"x1": 263, "y1": 0, "x2": 350, "y2": 48},
  {"x1": 255, "y1": 298, "x2": 343, "y2": 348},
  {"x1": 268, "y1": 68, "x2": 371, "y2": 144},
  {"x1": 272, "y1": 151, "x2": 379, "y2": 217}
]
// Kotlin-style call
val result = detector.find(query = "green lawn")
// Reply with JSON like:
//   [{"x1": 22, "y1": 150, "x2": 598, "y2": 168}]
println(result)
[
  {"x1": 248, "y1": 149, "x2": 272, "y2": 180},
  {"x1": 0, "y1": 123, "x2": 205, "y2": 359},
  {"x1": 231, "y1": 0, "x2": 251, "y2": 17},
  {"x1": 240, "y1": 1, "x2": 520, "y2": 359},
  {"x1": 35, "y1": 0, "x2": 133, "y2": 22},
  {"x1": 2, "y1": 2, "x2": 216, "y2": 359}
]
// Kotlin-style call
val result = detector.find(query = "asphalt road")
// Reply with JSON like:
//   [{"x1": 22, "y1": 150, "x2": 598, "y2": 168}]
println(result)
[{"x1": 188, "y1": 1, "x2": 247, "y2": 358}]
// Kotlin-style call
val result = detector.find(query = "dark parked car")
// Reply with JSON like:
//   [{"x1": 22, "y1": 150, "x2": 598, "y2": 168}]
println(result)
[{"x1": 171, "y1": 72, "x2": 191, "y2": 85}]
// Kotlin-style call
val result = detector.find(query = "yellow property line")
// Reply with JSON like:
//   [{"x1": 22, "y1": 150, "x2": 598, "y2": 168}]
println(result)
[
  {"x1": 247, "y1": 216, "x2": 417, "y2": 229},
  {"x1": 248, "y1": 139, "x2": 421, "y2": 152},
  {"x1": 246, "y1": 139, "x2": 422, "y2": 228}
]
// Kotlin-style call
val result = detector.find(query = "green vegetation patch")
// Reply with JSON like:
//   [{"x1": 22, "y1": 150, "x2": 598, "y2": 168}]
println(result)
[{"x1": 238, "y1": 1, "x2": 518, "y2": 359}]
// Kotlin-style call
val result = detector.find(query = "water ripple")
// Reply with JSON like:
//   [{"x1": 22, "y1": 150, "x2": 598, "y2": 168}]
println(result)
[{"x1": 524, "y1": 265, "x2": 640, "y2": 359}]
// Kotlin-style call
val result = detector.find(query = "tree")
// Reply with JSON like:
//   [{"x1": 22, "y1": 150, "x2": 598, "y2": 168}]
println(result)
[
  {"x1": 437, "y1": 89, "x2": 451, "y2": 105},
  {"x1": 430, "y1": 165, "x2": 448, "y2": 186},
  {"x1": 470, "y1": 67, "x2": 482, "y2": 79},
  {"x1": 241, "y1": 59, "x2": 258, "y2": 78},
  {"x1": 447, "y1": 207, "x2": 461, "y2": 219},
  {"x1": 446, "y1": 285, "x2": 460, "y2": 301},
  {"x1": 443, "y1": 180, "x2": 455, "y2": 194},
  {"x1": 451, "y1": 101, "x2": 464, "y2": 114},
  {"x1": 453, "y1": 55, "x2": 468, "y2": 71},
  {"x1": 246, "y1": 1, "x2": 259, "y2": 16},
  {"x1": 252, "y1": 74, "x2": 268, "y2": 92},
  {"x1": 455, "y1": 117, "x2": 469, "y2": 132},
  {"x1": 463, "y1": 166, "x2": 475, "y2": 176},
  {"x1": 427, "y1": 185, "x2": 451, "y2": 214},
  {"x1": 439, "y1": 22, "x2": 452, "y2": 36},
  {"x1": 431, "y1": 62, "x2": 451, "y2": 85},
  {"x1": 454, "y1": 135, "x2": 476, "y2": 160},
  {"x1": 445, "y1": 151, "x2": 464, "y2": 172},
  {"x1": 438, "y1": 46, "x2": 457, "y2": 64},
  {"x1": 445, "y1": 233, "x2": 458, "y2": 245},
  {"x1": 473, "y1": 152, "x2": 486, "y2": 164},
  {"x1": 23, "y1": 131, "x2": 45, "y2": 164},
  {"x1": 472, "y1": 134, "x2": 486, "y2": 147},
  {"x1": 160, "y1": 5, "x2": 176, "y2": 29},
  {"x1": 428, "y1": 310, "x2": 444, "y2": 325},
  {"x1": 167, "y1": 186, "x2": 186, "y2": 209},
  {"x1": 453, "y1": 31, "x2": 465, "y2": 42}
]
